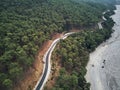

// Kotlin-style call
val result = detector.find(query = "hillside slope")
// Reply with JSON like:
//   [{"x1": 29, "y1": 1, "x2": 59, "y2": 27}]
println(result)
[{"x1": 0, "y1": 0, "x2": 115, "y2": 90}]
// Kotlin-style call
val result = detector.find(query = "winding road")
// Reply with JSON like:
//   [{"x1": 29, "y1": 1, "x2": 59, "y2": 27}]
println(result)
[{"x1": 34, "y1": 32, "x2": 75, "y2": 90}]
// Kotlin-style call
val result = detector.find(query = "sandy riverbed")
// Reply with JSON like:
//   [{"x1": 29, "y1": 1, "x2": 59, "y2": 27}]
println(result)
[{"x1": 85, "y1": 5, "x2": 120, "y2": 90}]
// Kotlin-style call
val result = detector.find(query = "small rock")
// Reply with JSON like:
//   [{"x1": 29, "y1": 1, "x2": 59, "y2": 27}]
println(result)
[{"x1": 102, "y1": 66, "x2": 104, "y2": 68}]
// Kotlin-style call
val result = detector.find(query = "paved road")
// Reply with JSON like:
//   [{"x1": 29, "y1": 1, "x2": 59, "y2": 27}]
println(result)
[{"x1": 34, "y1": 32, "x2": 75, "y2": 90}]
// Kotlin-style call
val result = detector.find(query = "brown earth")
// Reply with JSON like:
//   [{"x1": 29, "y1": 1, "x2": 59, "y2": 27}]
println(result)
[{"x1": 14, "y1": 33, "x2": 64, "y2": 90}]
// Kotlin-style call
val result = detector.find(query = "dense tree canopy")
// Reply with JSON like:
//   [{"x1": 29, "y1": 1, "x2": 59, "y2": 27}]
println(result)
[{"x1": 0, "y1": 0, "x2": 115, "y2": 89}]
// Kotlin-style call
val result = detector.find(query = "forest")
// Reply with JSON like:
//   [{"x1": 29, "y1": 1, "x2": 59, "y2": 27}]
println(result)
[
  {"x1": 48, "y1": 9, "x2": 115, "y2": 90},
  {"x1": 0, "y1": 0, "x2": 116, "y2": 89}
]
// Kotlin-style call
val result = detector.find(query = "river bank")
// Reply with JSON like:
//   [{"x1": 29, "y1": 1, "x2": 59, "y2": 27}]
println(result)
[{"x1": 85, "y1": 5, "x2": 120, "y2": 90}]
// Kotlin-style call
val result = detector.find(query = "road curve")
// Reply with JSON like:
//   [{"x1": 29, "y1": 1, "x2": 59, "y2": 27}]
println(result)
[{"x1": 34, "y1": 32, "x2": 75, "y2": 90}]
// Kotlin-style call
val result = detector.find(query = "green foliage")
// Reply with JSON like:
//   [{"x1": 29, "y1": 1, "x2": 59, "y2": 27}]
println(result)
[
  {"x1": 0, "y1": 0, "x2": 115, "y2": 89},
  {"x1": 9, "y1": 63, "x2": 23, "y2": 80},
  {"x1": 2, "y1": 79, "x2": 12, "y2": 89},
  {"x1": 52, "y1": 32, "x2": 90, "y2": 90}
]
